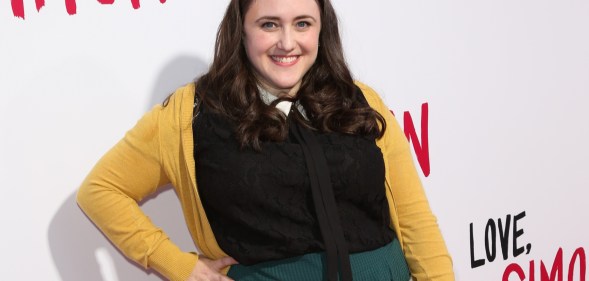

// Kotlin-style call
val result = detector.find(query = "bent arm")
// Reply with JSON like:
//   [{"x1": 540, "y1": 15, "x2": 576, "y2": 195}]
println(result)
[
  {"x1": 358, "y1": 82, "x2": 455, "y2": 280},
  {"x1": 384, "y1": 110, "x2": 454, "y2": 280},
  {"x1": 76, "y1": 105, "x2": 198, "y2": 281}
]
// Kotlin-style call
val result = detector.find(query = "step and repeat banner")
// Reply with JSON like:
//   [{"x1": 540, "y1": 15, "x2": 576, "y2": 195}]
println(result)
[{"x1": 1, "y1": 1, "x2": 587, "y2": 280}]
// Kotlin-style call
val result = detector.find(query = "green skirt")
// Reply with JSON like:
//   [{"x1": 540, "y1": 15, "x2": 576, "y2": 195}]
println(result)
[{"x1": 227, "y1": 239, "x2": 410, "y2": 281}]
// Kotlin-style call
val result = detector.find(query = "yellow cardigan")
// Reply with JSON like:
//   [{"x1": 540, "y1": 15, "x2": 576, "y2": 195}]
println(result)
[{"x1": 77, "y1": 82, "x2": 455, "y2": 281}]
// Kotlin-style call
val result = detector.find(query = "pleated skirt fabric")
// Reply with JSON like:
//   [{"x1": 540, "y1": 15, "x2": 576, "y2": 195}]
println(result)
[{"x1": 226, "y1": 238, "x2": 410, "y2": 281}]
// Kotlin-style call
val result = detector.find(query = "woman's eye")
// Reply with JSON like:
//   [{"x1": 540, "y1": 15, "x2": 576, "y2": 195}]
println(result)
[
  {"x1": 261, "y1": 22, "x2": 278, "y2": 29},
  {"x1": 296, "y1": 21, "x2": 310, "y2": 29}
]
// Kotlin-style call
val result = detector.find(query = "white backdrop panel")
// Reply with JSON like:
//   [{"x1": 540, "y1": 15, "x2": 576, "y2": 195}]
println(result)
[{"x1": 1, "y1": 1, "x2": 587, "y2": 280}]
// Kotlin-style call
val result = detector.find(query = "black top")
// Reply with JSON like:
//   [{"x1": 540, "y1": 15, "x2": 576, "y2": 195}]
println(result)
[{"x1": 192, "y1": 94, "x2": 395, "y2": 278}]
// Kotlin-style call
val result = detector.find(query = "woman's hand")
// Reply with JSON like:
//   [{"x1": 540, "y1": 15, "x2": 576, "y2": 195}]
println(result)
[{"x1": 187, "y1": 256, "x2": 239, "y2": 281}]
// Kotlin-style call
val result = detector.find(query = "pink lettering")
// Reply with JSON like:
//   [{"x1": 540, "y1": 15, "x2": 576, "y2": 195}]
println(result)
[
  {"x1": 65, "y1": 0, "x2": 76, "y2": 15},
  {"x1": 35, "y1": 0, "x2": 44, "y2": 11},
  {"x1": 402, "y1": 103, "x2": 430, "y2": 177},
  {"x1": 569, "y1": 248, "x2": 586, "y2": 281},
  {"x1": 11, "y1": 0, "x2": 168, "y2": 19},
  {"x1": 501, "y1": 248, "x2": 586, "y2": 281},
  {"x1": 504, "y1": 263, "x2": 526, "y2": 281},
  {"x1": 541, "y1": 248, "x2": 563, "y2": 281},
  {"x1": 11, "y1": 0, "x2": 25, "y2": 19}
]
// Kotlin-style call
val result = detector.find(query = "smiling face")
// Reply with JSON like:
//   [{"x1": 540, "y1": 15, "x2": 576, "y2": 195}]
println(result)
[{"x1": 243, "y1": 0, "x2": 321, "y2": 97}]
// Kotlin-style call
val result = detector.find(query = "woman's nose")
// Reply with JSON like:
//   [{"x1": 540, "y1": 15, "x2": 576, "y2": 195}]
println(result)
[{"x1": 276, "y1": 27, "x2": 296, "y2": 52}]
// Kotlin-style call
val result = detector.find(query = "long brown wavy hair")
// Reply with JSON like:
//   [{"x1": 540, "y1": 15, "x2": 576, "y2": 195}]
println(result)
[{"x1": 170, "y1": 0, "x2": 386, "y2": 150}]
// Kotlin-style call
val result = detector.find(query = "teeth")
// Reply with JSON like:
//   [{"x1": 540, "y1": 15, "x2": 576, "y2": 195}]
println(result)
[{"x1": 272, "y1": 56, "x2": 298, "y2": 63}]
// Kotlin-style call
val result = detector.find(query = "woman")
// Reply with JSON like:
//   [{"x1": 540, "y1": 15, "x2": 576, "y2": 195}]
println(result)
[{"x1": 77, "y1": 0, "x2": 455, "y2": 280}]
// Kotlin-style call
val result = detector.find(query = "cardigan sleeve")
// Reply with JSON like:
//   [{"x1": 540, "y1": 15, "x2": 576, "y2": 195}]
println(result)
[
  {"x1": 357, "y1": 82, "x2": 455, "y2": 281},
  {"x1": 76, "y1": 99, "x2": 198, "y2": 281}
]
